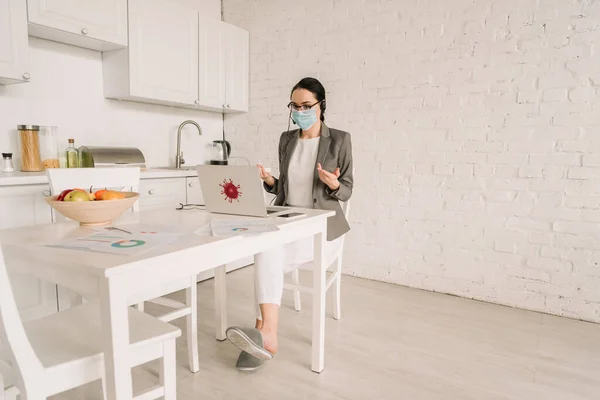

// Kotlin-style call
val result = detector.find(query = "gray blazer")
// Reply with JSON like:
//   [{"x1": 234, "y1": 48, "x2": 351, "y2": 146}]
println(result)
[{"x1": 264, "y1": 123, "x2": 353, "y2": 241}]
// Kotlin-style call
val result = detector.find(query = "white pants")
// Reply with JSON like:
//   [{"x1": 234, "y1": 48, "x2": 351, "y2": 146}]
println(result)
[{"x1": 254, "y1": 236, "x2": 342, "y2": 320}]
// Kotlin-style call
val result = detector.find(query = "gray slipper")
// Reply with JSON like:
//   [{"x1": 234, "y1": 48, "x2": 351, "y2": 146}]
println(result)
[
  {"x1": 236, "y1": 351, "x2": 264, "y2": 371},
  {"x1": 226, "y1": 326, "x2": 273, "y2": 360}
]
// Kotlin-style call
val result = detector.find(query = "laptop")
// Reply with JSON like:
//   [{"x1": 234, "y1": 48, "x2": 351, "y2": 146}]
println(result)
[{"x1": 196, "y1": 165, "x2": 292, "y2": 217}]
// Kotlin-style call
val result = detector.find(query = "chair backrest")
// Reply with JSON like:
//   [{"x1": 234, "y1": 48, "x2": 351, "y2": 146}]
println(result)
[
  {"x1": 47, "y1": 167, "x2": 141, "y2": 221},
  {"x1": 338, "y1": 198, "x2": 351, "y2": 248},
  {"x1": 0, "y1": 245, "x2": 44, "y2": 397},
  {"x1": 341, "y1": 198, "x2": 351, "y2": 220},
  {"x1": 343, "y1": 167, "x2": 354, "y2": 222},
  {"x1": 335, "y1": 167, "x2": 354, "y2": 257}
]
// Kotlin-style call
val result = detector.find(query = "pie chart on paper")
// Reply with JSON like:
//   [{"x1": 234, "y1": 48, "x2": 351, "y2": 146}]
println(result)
[
  {"x1": 111, "y1": 239, "x2": 146, "y2": 248},
  {"x1": 46, "y1": 228, "x2": 181, "y2": 256}
]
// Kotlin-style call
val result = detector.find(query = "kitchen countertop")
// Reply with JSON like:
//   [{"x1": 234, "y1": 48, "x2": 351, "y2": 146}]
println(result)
[{"x1": 0, "y1": 168, "x2": 198, "y2": 187}]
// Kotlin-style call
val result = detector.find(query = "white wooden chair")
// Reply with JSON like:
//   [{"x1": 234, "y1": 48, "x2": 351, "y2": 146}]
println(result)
[
  {"x1": 0, "y1": 243, "x2": 181, "y2": 400},
  {"x1": 284, "y1": 199, "x2": 351, "y2": 320},
  {"x1": 47, "y1": 168, "x2": 200, "y2": 373},
  {"x1": 1, "y1": 361, "x2": 19, "y2": 400}
]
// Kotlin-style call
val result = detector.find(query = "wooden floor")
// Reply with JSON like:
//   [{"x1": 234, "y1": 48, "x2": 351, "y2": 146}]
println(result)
[{"x1": 52, "y1": 266, "x2": 600, "y2": 400}]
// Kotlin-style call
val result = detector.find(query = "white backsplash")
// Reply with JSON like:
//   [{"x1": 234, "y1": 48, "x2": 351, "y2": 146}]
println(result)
[{"x1": 0, "y1": 37, "x2": 223, "y2": 169}]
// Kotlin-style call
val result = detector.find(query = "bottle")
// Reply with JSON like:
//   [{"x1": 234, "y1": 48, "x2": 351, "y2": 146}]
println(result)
[
  {"x1": 66, "y1": 139, "x2": 79, "y2": 168},
  {"x1": 2, "y1": 153, "x2": 14, "y2": 173}
]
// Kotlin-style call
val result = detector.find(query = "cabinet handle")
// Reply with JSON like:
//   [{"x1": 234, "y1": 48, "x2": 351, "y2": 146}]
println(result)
[
  {"x1": 227, "y1": 104, "x2": 231, "y2": 108},
  {"x1": 188, "y1": 182, "x2": 194, "y2": 187},
  {"x1": 148, "y1": 189, "x2": 155, "y2": 195},
  {"x1": 81, "y1": 28, "x2": 88, "y2": 35},
  {"x1": 194, "y1": 99, "x2": 200, "y2": 105},
  {"x1": 22, "y1": 72, "x2": 30, "y2": 80},
  {"x1": 43, "y1": 190, "x2": 51, "y2": 197}
]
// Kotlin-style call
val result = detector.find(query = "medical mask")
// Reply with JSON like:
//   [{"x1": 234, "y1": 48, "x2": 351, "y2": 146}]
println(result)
[{"x1": 292, "y1": 109, "x2": 318, "y2": 131}]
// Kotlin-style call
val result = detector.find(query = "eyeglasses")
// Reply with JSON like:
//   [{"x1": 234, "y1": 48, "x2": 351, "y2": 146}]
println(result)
[{"x1": 287, "y1": 101, "x2": 321, "y2": 112}]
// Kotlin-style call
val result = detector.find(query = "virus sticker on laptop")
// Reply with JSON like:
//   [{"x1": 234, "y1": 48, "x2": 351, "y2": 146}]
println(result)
[{"x1": 220, "y1": 179, "x2": 242, "y2": 203}]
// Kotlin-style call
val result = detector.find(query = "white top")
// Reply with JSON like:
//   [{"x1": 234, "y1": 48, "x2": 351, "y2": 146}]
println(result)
[{"x1": 287, "y1": 137, "x2": 320, "y2": 208}]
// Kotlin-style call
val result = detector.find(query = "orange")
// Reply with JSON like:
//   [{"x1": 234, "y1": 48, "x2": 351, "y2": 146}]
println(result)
[
  {"x1": 94, "y1": 189, "x2": 108, "y2": 199},
  {"x1": 101, "y1": 191, "x2": 125, "y2": 201}
]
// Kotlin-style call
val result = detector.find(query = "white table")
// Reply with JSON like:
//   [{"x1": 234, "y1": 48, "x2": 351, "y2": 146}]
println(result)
[{"x1": 0, "y1": 206, "x2": 334, "y2": 400}]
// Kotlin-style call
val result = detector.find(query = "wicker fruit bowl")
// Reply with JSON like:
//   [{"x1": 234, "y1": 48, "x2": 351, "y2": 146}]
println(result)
[{"x1": 46, "y1": 192, "x2": 140, "y2": 226}]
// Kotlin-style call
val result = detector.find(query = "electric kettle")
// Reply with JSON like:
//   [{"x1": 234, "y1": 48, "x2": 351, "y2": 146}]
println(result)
[{"x1": 210, "y1": 140, "x2": 231, "y2": 165}]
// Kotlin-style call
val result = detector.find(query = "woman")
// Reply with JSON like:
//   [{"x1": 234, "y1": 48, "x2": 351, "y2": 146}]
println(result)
[{"x1": 226, "y1": 77, "x2": 354, "y2": 370}]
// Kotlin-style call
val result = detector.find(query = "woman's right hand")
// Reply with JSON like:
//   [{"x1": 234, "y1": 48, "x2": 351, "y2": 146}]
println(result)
[{"x1": 257, "y1": 164, "x2": 275, "y2": 188}]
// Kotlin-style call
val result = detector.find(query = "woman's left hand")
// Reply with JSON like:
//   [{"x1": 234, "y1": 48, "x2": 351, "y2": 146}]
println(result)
[{"x1": 317, "y1": 163, "x2": 340, "y2": 190}]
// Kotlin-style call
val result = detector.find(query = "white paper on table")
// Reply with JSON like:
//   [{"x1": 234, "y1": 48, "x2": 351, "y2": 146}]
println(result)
[
  {"x1": 45, "y1": 226, "x2": 183, "y2": 256},
  {"x1": 193, "y1": 223, "x2": 212, "y2": 236},
  {"x1": 209, "y1": 219, "x2": 279, "y2": 237}
]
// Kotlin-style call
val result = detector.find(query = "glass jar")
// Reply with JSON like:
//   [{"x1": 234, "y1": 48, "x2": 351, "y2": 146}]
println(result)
[
  {"x1": 39, "y1": 126, "x2": 60, "y2": 170},
  {"x1": 17, "y1": 125, "x2": 43, "y2": 172}
]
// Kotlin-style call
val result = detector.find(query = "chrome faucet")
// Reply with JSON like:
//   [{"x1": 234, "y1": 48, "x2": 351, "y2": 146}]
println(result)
[{"x1": 176, "y1": 120, "x2": 202, "y2": 169}]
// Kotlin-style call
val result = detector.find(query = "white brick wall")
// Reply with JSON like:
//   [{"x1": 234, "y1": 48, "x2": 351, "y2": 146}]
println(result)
[{"x1": 223, "y1": 0, "x2": 600, "y2": 322}]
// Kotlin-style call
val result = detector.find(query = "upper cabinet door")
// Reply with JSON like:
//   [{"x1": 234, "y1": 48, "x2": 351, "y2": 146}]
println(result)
[
  {"x1": 27, "y1": 0, "x2": 127, "y2": 51},
  {"x1": 102, "y1": 0, "x2": 249, "y2": 114},
  {"x1": 128, "y1": 0, "x2": 199, "y2": 105},
  {"x1": 0, "y1": 0, "x2": 29, "y2": 84},
  {"x1": 198, "y1": 16, "x2": 226, "y2": 111},
  {"x1": 223, "y1": 22, "x2": 249, "y2": 113}
]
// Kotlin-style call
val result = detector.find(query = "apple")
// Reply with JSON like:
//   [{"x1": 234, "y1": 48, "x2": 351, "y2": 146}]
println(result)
[
  {"x1": 64, "y1": 190, "x2": 91, "y2": 202},
  {"x1": 57, "y1": 189, "x2": 73, "y2": 201}
]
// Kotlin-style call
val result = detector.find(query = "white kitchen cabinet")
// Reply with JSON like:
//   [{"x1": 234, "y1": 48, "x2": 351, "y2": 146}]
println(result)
[
  {"x1": 198, "y1": 16, "x2": 225, "y2": 110},
  {"x1": 110, "y1": 0, "x2": 199, "y2": 105},
  {"x1": 223, "y1": 22, "x2": 249, "y2": 113},
  {"x1": 127, "y1": 0, "x2": 199, "y2": 105},
  {"x1": 197, "y1": 17, "x2": 249, "y2": 113},
  {"x1": 27, "y1": 0, "x2": 128, "y2": 51},
  {"x1": 103, "y1": 0, "x2": 199, "y2": 106},
  {"x1": 0, "y1": 0, "x2": 30, "y2": 85},
  {"x1": 0, "y1": 185, "x2": 57, "y2": 322},
  {"x1": 139, "y1": 177, "x2": 187, "y2": 210},
  {"x1": 103, "y1": 0, "x2": 249, "y2": 113},
  {"x1": 186, "y1": 176, "x2": 204, "y2": 204}
]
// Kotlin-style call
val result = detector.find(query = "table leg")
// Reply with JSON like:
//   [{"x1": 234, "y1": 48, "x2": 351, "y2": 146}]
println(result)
[
  {"x1": 312, "y1": 230, "x2": 326, "y2": 373},
  {"x1": 99, "y1": 277, "x2": 133, "y2": 400},
  {"x1": 187, "y1": 276, "x2": 200, "y2": 373},
  {"x1": 214, "y1": 265, "x2": 227, "y2": 341}
]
